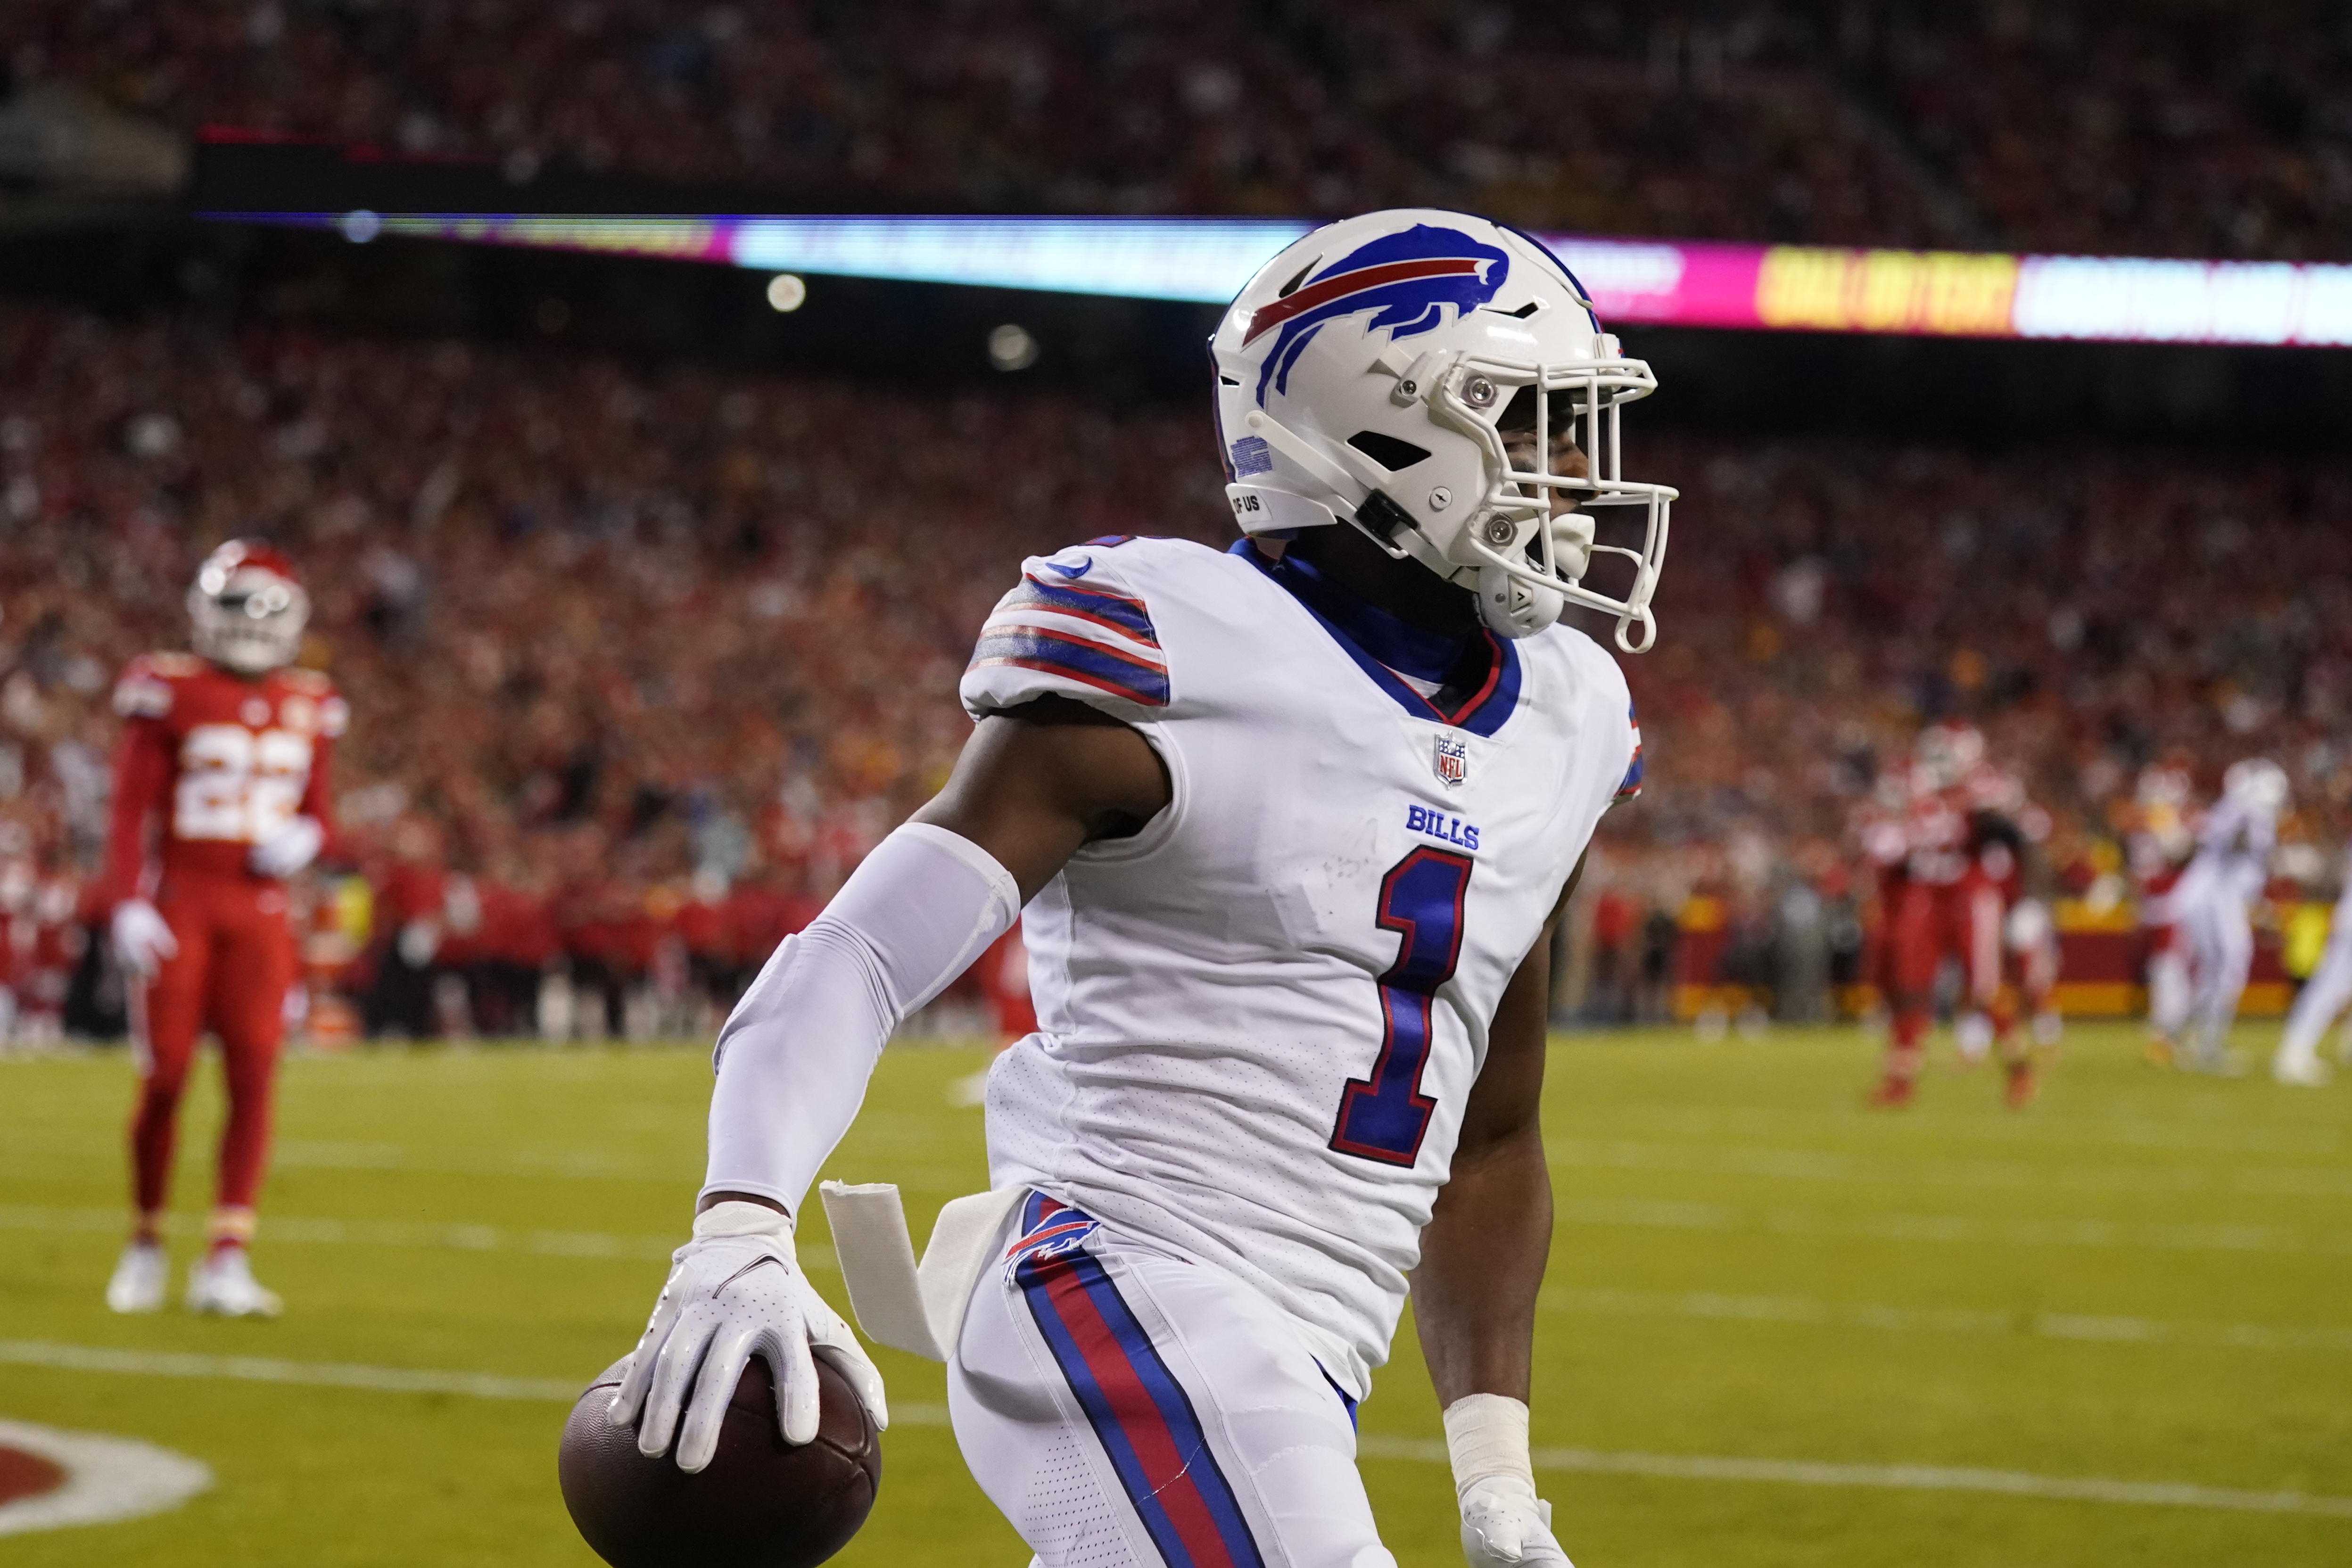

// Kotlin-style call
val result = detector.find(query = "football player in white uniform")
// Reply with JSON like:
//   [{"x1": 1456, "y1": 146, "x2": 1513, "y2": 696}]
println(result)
[
  {"x1": 608, "y1": 211, "x2": 1671, "y2": 1566},
  {"x1": 2273, "y1": 848, "x2": 2352, "y2": 1087},
  {"x1": 2150, "y1": 759, "x2": 2288, "y2": 1075}
]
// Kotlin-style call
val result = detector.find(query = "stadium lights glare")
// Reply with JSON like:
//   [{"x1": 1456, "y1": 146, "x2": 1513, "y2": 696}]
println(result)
[
  {"x1": 216, "y1": 212, "x2": 2352, "y2": 349},
  {"x1": 987, "y1": 323, "x2": 1039, "y2": 371},
  {"x1": 765, "y1": 273, "x2": 807, "y2": 312}
]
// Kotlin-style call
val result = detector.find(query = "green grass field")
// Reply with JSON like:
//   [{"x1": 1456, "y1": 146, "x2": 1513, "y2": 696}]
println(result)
[{"x1": 4, "y1": 1023, "x2": 2350, "y2": 1567}]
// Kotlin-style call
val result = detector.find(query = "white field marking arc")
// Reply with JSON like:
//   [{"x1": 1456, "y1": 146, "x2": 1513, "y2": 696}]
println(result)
[
  {"x1": 1555, "y1": 1196, "x2": 2352, "y2": 1257},
  {"x1": 0, "y1": 1417, "x2": 212, "y2": 1536},
  {"x1": 0, "y1": 1205, "x2": 839, "y2": 1271},
  {"x1": 8, "y1": 1340, "x2": 2347, "y2": 1522},
  {"x1": 1541, "y1": 1287, "x2": 2352, "y2": 1353}
]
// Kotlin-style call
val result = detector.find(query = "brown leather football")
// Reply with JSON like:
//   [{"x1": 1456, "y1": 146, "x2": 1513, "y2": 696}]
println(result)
[{"x1": 558, "y1": 1354, "x2": 880, "y2": 1568}]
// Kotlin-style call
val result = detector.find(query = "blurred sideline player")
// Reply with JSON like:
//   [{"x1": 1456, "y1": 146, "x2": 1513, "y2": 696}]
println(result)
[
  {"x1": 1948, "y1": 751, "x2": 2059, "y2": 1096},
  {"x1": 609, "y1": 212, "x2": 1669, "y2": 1566},
  {"x1": 1861, "y1": 722, "x2": 2050, "y2": 1108},
  {"x1": 2273, "y1": 847, "x2": 2352, "y2": 1087},
  {"x1": 2147, "y1": 758, "x2": 2287, "y2": 1075},
  {"x1": 101, "y1": 541, "x2": 344, "y2": 1317},
  {"x1": 2128, "y1": 759, "x2": 2198, "y2": 1053}
]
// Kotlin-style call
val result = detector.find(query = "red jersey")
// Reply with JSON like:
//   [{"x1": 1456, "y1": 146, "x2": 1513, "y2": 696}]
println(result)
[
  {"x1": 101, "y1": 652, "x2": 346, "y2": 906},
  {"x1": 1857, "y1": 762, "x2": 1969, "y2": 886}
]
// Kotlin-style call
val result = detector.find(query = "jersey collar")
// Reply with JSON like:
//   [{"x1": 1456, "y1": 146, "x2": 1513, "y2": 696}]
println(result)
[{"x1": 1231, "y1": 539, "x2": 1521, "y2": 737}]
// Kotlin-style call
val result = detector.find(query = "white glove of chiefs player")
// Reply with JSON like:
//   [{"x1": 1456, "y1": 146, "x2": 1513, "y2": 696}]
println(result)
[
  {"x1": 1461, "y1": 1477, "x2": 1575, "y2": 1568},
  {"x1": 608, "y1": 1199, "x2": 887, "y2": 1473},
  {"x1": 249, "y1": 815, "x2": 325, "y2": 878},
  {"x1": 110, "y1": 899, "x2": 179, "y2": 979}
]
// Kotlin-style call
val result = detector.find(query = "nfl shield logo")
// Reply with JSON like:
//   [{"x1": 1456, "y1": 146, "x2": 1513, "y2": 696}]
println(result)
[{"x1": 1433, "y1": 733, "x2": 1469, "y2": 788}]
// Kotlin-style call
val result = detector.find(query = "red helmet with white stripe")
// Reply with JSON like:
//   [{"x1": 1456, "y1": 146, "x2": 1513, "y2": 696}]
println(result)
[{"x1": 188, "y1": 539, "x2": 309, "y2": 674}]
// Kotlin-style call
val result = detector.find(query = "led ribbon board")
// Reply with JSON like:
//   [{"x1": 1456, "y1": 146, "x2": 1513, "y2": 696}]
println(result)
[{"x1": 208, "y1": 212, "x2": 2352, "y2": 347}]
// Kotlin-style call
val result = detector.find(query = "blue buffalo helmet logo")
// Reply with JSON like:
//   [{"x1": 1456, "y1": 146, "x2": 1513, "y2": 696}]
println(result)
[{"x1": 1246, "y1": 224, "x2": 1511, "y2": 404}]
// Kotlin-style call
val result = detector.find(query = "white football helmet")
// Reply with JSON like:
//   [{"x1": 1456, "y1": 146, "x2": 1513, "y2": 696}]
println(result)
[
  {"x1": 1210, "y1": 209, "x2": 1675, "y2": 649},
  {"x1": 189, "y1": 538, "x2": 309, "y2": 674},
  {"x1": 2222, "y1": 757, "x2": 2290, "y2": 817},
  {"x1": 1913, "y1": 721, "x2": 1987, "y2": 791}
]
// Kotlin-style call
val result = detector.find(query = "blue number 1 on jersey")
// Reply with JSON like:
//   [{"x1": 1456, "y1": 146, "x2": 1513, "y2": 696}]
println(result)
[{"x1": 1329, "y1": 846, "x2": 1473, "y2": 1166}]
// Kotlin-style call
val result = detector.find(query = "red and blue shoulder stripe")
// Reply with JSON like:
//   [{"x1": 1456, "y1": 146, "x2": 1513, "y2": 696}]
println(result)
[
  {"x1": 1616, "y1": 701, "x2": 1644, "y2": 802},
  {"x1": 969, "y1": 569, "x2": 1169, "y2": 707}
]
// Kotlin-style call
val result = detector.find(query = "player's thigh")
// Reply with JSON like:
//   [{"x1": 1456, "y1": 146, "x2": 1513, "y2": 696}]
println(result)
[
  {"x1": 951, "y1": 1233, "x2": 1388, "y2": 1568},
  {"x1": 206, "y1": 887, "x2": 297, "y2": 1056},
  {"x1": 1959, "y1": 883, "x2": 2004, "y2": 999},
  {"x1": 2311, "y1": 936, "x2": 2352, "y2": 1013},
  {"x1": 1886, "y1": 885, "x2": 1942, "y2": 995},
  {"x1": 138, "y1": 894, "x2": 217, "y2": 1080}
]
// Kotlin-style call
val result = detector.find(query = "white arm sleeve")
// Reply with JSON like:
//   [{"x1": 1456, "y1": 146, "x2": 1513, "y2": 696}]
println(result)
[{"x1": 700, "y1": 823, "x2": 1022, "y2": 1215}]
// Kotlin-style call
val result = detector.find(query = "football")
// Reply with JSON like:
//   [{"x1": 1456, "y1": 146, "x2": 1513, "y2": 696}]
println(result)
[{"x1": 557, "y1": 1354, "x2": 881, "y2": 1568}]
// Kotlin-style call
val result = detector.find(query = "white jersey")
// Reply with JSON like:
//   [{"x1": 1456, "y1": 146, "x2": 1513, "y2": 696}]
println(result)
[
  {"x1": 2176, "y1": 794, "x2": 2278, "y2": 911},
  {"x1": 959, "y1": 535, "x2": 1640, "y2": 1396}
]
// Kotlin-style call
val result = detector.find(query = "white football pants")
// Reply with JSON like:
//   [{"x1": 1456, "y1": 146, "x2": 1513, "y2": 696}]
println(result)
[
  {"x1": 2277, "y1": 920, "x2": 2352, "y2": 1076},
  {"x1": 949, "y1": 1193, "x2": 1397, "y2": 1568},
  {"x1": 2155, "y1": 891, "x2": 2253, "y2": 1063}
]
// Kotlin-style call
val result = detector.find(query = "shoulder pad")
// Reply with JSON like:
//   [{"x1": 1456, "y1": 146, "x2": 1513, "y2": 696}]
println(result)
[
  {"x1": 280, "y1": 668, "x2": 334, "y2": 696},
  {"x1": 961, "y1": 546, "x2": 1171, "y2": 718},
  {"x1": 146, "y1": 651, "x2": 205, "y2": 677},
  {"x1": 114, "y1": 676, "x2": 173, "y2": 720},
  {"x1": 1614, "y1": 700, "x2": 1644, "y2": 804},
  {"x1": 113, "y1": 652, "x2": 187, "y2": 718}
]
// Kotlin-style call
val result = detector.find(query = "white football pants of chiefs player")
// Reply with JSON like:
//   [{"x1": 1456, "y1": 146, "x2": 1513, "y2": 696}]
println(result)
[
  {"x1": 2277, "y1": 918, "x2": 2352, "y2": 1079},
  {"x1": 950, "y1": 1193, "x2": 1395, "y2": 1568},
  {"x1": 2154, "y1": 885, "x2": 2253, "y2": 1065}
]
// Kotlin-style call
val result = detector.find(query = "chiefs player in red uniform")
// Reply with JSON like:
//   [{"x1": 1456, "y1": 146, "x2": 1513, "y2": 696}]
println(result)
[
  {"x1": 100, "y1": 541, "x2": 344, "y2": 1317},
  {"x1": 1860, "y1": 723, "x2": 2050, "y2": 1108}
]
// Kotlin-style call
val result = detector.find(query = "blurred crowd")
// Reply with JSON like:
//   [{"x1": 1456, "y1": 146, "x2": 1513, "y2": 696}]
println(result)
[
  {"x1": 0, "y1": 300, "x2": 1226, "y2": 1040},
  {"x1": 11, "y1": 1, "x2": 2351, "y2": 259},
  {"x1": 0, "y1": 299, "x2": 2344, "y2": 1039}
]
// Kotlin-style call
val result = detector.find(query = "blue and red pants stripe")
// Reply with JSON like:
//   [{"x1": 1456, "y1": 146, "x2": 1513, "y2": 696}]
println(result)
[{"x1": 1013, "y1": 1203, "x2": 1265, "y2": 1568}]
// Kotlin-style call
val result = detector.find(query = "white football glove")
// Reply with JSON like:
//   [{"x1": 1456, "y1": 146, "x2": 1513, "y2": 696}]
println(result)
[
  {"x1": 1461, "y1": 1476, "x2": 1575, "y2": 1568},
  {"x1": 607, "y1": 1199, "x2": 886, "y2": 1473},
  {"x1": 110, "y1": 899, "x2": 179, "y2": 979},
  {"x1": 1449, "y1": 1394, "x2": 1575, "y2": 1568},
  {"x1": 249, "y1": 815, "x2": 325, "y2": 878}
]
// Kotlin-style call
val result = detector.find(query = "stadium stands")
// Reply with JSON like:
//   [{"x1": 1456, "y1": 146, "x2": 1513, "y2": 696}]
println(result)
[
  {"x1": 13, "y1": 2, "x2": 2350, "y2": 258},
  {"x1": 0, "y1": 301, "x2": 2342, "y2": 1037}
]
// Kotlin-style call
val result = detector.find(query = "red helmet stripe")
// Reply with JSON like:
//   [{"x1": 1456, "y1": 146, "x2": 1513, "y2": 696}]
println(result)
[
  {"x1": 203, "y1": 538, "x2": 301, "y2": 586},
  {"x1": 1244, "y1": 256, "x2": 1486, "y2": 345}
]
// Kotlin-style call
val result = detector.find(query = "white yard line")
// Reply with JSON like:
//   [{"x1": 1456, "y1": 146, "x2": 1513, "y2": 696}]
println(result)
[
  {"x1": 1542, "y1": 1287, "x2": 2352, "y2": 1353},
  {"x1": 1553, "y1": 1137, "x2": 2352, "y2": 1199},
  {"x1": 1556, "y1": 1195, "x2": 2352, "y2": 1257},
  {"x1": 6, "y1": 1340, "x2": 2344, "y2": 1521},
  {"x1": 0, "y1": 1205, "x2": 837, "y2": 1271},
  {"x1": 1356, "y1": 1434, "x2": 2352, "y2": 1518},
  {"x1": 17, "y1": 1204, "x2": 2338, "y2": 1354}
]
